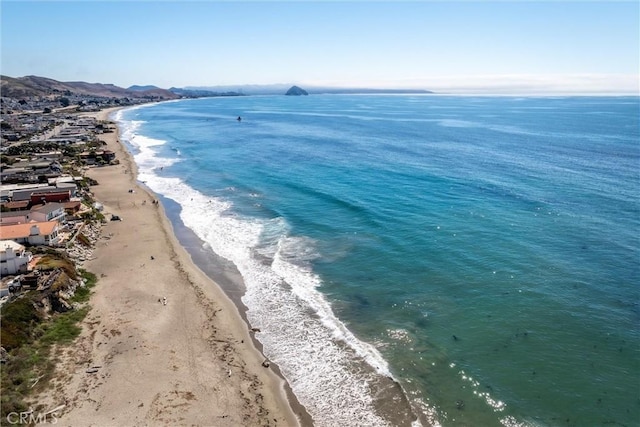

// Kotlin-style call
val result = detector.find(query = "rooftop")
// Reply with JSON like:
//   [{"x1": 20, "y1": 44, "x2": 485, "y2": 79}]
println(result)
[
  {"x1": 0, "y1": 221, "x2": 59, "y2": 240},
  {"x1": 0, "y1": 240, "x2": 26, "y2": 253},
  {"x1": 31, "y1": 202, "x2": 64, "y2": 215}
]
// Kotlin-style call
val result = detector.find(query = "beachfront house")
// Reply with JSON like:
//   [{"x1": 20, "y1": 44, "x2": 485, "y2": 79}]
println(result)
[
  {"x1": 0, "y1": 203, "x2": 66, "y2": 225},
  {"x1": 0, "y1": 183, "x2": 51, "y2": 202},
  {"x1": 30, "y1": 202, "x2": 66, "y2": 223},
  {"x1": 11, "y1": 186, "x2": 73, "y2": 203},
  {"x1": 0, "y1": 201, "x2": 30, "y2": 211},
  {"x1": 78, "y1": 150, "x2": 116, "y2": 165},
  {"x1": 0, "y1": 210, "x2": 30, "y2": 225},
  {"x1": 62, "y1": 201, "x2": 83, "y2": 217},
  {"x1": 0, "y1": 240, "x2": 32, "y2": 276},
  {"x1": 0, "y1": 221, "x2": 60, "y2": 246}
]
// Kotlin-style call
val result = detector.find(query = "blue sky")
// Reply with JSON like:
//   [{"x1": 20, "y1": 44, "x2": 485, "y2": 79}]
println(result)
[{"x1": 1, "y1": 1, "x2": 638, "y2": 94}]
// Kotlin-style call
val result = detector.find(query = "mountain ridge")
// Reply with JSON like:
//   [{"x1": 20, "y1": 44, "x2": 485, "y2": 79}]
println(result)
[
  {"x1": 1, "y1": 75, "x2": 179, "y2": 99},
  {"x1": 1, "y1": 75, "x2": 434, "y2": 99}
]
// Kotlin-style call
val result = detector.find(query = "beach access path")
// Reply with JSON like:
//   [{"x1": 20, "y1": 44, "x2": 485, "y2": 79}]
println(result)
[{"x1": 34, "y1": 107, "x2": 306, "y2": 426}]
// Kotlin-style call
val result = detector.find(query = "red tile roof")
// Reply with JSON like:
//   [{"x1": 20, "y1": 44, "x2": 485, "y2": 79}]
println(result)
[{"x1": 0, "y1": 221, "x2": 59, "y2": 240}]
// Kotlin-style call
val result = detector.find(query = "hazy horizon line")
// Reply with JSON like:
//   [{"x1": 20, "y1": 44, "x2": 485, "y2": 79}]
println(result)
[{"x1": 4, "y1": 72, "x2": 639, "y2": 96}]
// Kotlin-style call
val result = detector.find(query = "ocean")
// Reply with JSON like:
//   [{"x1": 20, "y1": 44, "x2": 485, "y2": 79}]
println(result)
[{"x1": 114, "y1": 95, "x2": 639, "y2": 427}]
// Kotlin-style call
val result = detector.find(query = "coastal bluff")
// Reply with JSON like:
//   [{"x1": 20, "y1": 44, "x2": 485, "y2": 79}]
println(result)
[{"x1": 285, "y1": 85, "x2": 308, "y2": 96}]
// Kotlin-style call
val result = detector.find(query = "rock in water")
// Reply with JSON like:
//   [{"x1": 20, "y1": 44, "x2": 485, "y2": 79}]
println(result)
[{"x1": 285, "y1": 85, "x2": 308, "y2": 96}]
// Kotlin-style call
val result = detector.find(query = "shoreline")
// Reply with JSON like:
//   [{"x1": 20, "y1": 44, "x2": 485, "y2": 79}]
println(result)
[
  {"x1": 155, "y1": 175, "x2": 316, "y2": 427},
  {"x1": 98, "y1": 103, "x2": 421, "y2": 427},
  {"x1": 36, "y1": 105, "x2": 311, "y2": 426}
]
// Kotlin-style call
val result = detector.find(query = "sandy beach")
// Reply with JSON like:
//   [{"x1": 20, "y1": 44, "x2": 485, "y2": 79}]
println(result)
[{"x1": 34, "y1": 106, "x2": 308, "y2": 426}]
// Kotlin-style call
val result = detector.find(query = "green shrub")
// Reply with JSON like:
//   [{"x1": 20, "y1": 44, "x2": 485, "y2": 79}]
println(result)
[
  {"x1": 71, "y1": 270, "x2": 97, "y2": 303},
  {"x1": 0, "y1": 296, "x2": 42, "y2": 351},
  {"x1": 79, "y1": 269, "x2": 97, "y2": 287},
  {"x1": 71, "y1": 286, "x2": 90, "y2": 303},
  {"x1": 0, "y1": 270, "x2": 98, "y2": 424},
  {"x1": 40, "y1": 308, "x2": 88, "y2": 345}
]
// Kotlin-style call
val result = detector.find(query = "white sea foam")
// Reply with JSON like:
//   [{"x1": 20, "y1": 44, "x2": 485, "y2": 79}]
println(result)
[
  {"x1": 116, "y1": 113, "x2": 397, "y2": 426},
  {"x1": 118, "y1": 118, "x2": 181, "y2": 173}
]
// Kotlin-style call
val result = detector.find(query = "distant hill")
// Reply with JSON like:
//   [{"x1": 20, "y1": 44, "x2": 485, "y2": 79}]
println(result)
[
  {"x1": 184, "y1": 83, "x2": 291, "y2": 95},
  {"x1": 0, "y1": 75, "x2": 434, "y2": 100},
  {"x1": 0, "y1": 75, "x2": 179, "y2": 99},
  {"x1": 127, "y1": 84, "x2": 161, "y2": 91},
  {"x1": 169, "y1": 87, "x2": 244, "y2": 98},
  {"x1": 285, "y1": 85, "x2": 308, "y2": 96}
]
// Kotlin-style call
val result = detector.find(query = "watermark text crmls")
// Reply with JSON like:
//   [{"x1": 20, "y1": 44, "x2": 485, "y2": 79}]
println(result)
[{"x1": 6, "y1": 410, "x2": 59, "y2": 425}]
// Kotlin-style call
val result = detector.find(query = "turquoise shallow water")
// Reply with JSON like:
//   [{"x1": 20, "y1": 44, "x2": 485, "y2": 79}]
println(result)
[{"x1": 117, "y1": 95, "x2": 639, "y2": 426}]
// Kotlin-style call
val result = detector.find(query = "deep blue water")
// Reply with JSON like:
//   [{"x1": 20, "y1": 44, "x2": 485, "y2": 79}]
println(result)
[{"x1": 116, "y1": 95, "x2": 639, "y2": 427}]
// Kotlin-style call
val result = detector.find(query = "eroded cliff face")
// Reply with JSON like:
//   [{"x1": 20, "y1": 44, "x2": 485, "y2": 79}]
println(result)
[
  {"x1": 1, "y1": 223, "x2": 101, "y2": 351},
  {"x1": 39, "y1": 272, "x2": 87, "y2": 315},
  {"x1": 2, "y1": 267, "x2": 89, "y2": 340}
]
